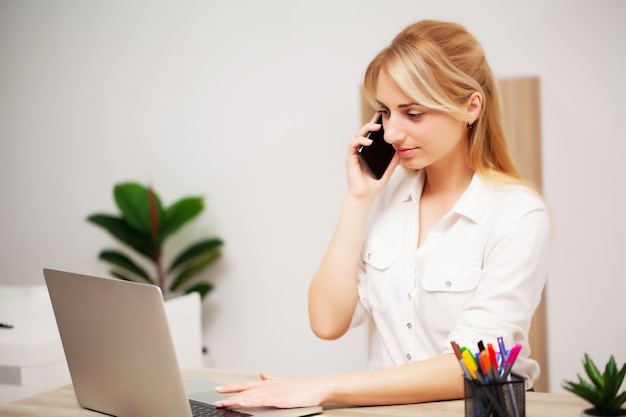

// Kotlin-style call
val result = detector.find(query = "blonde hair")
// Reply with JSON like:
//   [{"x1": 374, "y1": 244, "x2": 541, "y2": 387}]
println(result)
[{"x1": 363, "y1": 20, "x2": 521, "y2": 184}]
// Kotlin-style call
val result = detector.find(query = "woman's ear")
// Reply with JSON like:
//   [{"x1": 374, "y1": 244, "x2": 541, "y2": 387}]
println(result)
[{"x1": 465, "y1": 92, "x2": 482, "y2": 124}]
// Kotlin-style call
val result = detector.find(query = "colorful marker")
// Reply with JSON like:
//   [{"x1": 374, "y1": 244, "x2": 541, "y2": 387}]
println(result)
[
  {"x1": 497, "y1": 336, "x2": 508, "y2": 368},
  {"x1": 451, "y1": 341, "x2": 472, "y2": 380},
  {"x1": 487, "y1": 343, "x2": 499, "y2": 374},
  {"x1": 462, "y1": 349, "x2": 486, "y2": 383},
  {"x1": 500, "y1": 344, "x2": 522, "y2": 380}
]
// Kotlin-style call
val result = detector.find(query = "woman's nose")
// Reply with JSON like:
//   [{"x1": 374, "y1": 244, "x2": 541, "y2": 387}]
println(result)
[{"x1": 383, "y1": 117, "x2": 404, "y2": 145}]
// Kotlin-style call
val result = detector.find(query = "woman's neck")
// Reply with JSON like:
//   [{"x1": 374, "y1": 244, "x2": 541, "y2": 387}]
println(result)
[
  {"x1": 417, "y1": 163, "x2": 474, "y2": 248},
  {"x1": 422, "y1": 162, "x2": 474, "y2": 198}
]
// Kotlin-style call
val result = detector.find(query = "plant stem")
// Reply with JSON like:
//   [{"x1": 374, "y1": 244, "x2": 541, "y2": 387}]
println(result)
[
  {"x1": 155, "y1": 247, "x2": 165, "y2": 292},
  {"x1": 148, "y1": 184, "x2": 165, "y2": 292}
]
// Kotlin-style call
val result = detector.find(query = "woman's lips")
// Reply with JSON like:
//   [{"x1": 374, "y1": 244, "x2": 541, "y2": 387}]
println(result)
[{"x1": 396, "y1": 147, "x2": 418, "y2": 157}]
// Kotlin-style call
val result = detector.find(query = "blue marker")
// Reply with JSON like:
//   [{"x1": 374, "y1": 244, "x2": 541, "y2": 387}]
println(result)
[{"x1": 497, "y1": 336, "x2": 507, "y2": 368}]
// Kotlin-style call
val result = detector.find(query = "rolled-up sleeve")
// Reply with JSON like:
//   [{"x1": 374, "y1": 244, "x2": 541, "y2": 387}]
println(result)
[{"x1": 445, "y1": 202, "x2": 551, "y2": 383}]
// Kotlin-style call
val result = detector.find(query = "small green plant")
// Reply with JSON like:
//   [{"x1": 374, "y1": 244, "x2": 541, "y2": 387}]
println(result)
[
  {"x1": 87, "y1": 181, "x2": 223, "y2": 299},
  {"x1": 563, "y1": 353, "x2": 626, "y2": 416}
]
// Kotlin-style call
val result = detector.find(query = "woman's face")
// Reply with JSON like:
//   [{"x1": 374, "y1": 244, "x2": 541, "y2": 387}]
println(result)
[{"x1": 375, "y1": 69, "x2": 469, "y2": 172}]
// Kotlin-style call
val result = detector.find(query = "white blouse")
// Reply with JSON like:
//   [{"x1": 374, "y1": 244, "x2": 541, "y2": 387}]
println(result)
[{"x1": 352, "y1": 168, "x2": 551, "y2": 389}]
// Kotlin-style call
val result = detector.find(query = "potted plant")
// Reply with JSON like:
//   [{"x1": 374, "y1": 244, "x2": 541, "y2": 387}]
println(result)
[
  {"x1": 563, "y1": 353, "x2": 626, "y2": 416},
  {"x1": 86, "y1": 181, "x2": 223, "y2": 299}
]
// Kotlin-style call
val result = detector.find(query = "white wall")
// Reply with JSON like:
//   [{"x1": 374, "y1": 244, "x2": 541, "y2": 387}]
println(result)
[{"x1": 1, "y1": 0, "x2": 624, "y2": 394}]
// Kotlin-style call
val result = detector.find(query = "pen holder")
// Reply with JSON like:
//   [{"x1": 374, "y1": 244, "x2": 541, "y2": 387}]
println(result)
[{"x1": 464, "y1": 374, "x2": 526, "y2": 417}]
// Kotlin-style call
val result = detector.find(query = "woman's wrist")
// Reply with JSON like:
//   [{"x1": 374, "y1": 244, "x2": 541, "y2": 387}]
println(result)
[
  {"x1": 314, "y1": 374, "x2": 340, "y2": 405},
  {"x1": 342, "y1": 193, "x2": 375, "y2": 213}
]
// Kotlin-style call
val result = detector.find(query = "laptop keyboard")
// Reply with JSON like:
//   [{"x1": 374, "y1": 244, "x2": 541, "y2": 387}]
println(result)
[{"x1": 189, "y1": 399, "x2": 253, "y2": 417}]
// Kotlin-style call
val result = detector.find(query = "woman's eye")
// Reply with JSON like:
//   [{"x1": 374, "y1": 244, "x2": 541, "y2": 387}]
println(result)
[
  {"x1": 377, "y1": 109, "x2": 390, "y2": 116},
  {"x1": 407, "y1": 112, "x2": 423, "y2": 120}
]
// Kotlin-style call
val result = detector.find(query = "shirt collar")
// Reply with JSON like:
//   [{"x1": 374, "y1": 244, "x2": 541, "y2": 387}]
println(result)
[
  {"x1": 452, "y1": 174, "x2": 493, "y2": 223},
  {"x1": 399, "y1": 169, "x2": 425, "y2": 203},
  {"x1": 399, "y1": 169, "x2": 493, "y2": 224}
]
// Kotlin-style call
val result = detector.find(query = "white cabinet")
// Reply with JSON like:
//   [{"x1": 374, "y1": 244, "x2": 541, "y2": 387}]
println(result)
[
  {"x1": 0, "y1": 285, "x2": 70, "y2": 405},
  {"x1": 163, "y1": 291, "x2": 204, "y2": 369},
  {"x1": 0, "y1": 284, "x2": 203, "y2": 405}
]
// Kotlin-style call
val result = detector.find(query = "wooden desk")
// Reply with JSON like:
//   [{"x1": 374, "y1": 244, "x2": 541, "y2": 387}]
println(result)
[{"x1": 0, "y1": 368, "x2": 590, "y2": 416}]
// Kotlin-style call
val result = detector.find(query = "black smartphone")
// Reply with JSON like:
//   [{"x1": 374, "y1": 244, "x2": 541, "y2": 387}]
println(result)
[{"x1": 358, "y1": 113, "x2": 396, "y2": 180}]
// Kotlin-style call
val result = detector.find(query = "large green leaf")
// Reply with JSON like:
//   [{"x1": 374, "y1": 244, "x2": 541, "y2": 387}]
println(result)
[
  {"x1": 607, "y1": 390, "x2": 626, "y2": 412},
  {"x1": 161, "y1": 197, "x2": 204, "y2": 240},
  {"x1": 114, "y1": 182, "x2": 164, "y2": 236},
  {"x1": 87, "y1": 214, "x2": 156, "y2": 260},
  {"x1": 98, "y1": 250, "x2": 153, "y2": 284},
  {"x1": 616, "y1": 363, "x2": 626, "y2": 395},
  {"x1": 168, "y1": 238, "x2": 223, "y2": 272},
  {"x1": 599, "y1": 356, "x2": 626, "y2": 411},
  {"x1": 563, "y1": 375, "x2": 600, "y2": 404},
  {"x1": 584, "y1": 353, "x2": 605, "y2": 390},
  {"x1": 184, "y1": 282, "x2": 214, "y2": 300},
  {"x1": 169, "y1": 251, "x2": 221, "y2": 292},
  {"x1": 110, "y1": 270, "x2": 135, "y2": 282}
]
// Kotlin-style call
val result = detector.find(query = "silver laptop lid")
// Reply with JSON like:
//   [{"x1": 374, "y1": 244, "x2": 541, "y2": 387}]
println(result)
[
  {"x1": 44, "y1": 268, "x2": 193, "y2": 417},
  {"x1": 44, "y1": 268, "x2": 323, "y2": 417}
]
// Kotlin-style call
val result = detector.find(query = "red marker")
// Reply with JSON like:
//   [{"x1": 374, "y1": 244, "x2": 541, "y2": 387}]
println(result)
[{"x1": 487, "y1": 343, "x2": 499, "y2": 373}]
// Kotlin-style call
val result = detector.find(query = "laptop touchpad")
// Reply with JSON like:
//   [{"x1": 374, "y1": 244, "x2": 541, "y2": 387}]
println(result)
[{"x1": 185, "y1": 380, "x2": 227, "y2": 404}]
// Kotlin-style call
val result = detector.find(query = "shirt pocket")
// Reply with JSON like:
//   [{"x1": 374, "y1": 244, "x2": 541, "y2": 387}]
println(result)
[
  {"x1": 360, "y1": 236, "x2": 400, "y2": 314},
  {"x1": 420, "y1": 264, "x2": 480, "y2": 332}
]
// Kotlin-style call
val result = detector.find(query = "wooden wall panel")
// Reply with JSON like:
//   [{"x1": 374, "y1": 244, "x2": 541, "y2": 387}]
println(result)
[
  {"x1": 498, "y1": 77, "x2": 548, "y2": 392},
  {"x1": 498, "y1": 77, "x2": 543, "y2": 192}
]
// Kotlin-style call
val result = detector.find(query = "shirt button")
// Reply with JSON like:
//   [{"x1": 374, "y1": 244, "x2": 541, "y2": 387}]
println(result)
[
  {"x1": 407, "y1": 293, "x2": 412, "y2": 300},
  {"x1": 406, "y1": 323, "x2": 412, "y2": 329},
  {"x1": 445, "y1": 280, "x2": 452, "y2": 288},
  {"x1": 406, "y1": 353, "x2": 412, "y2": 361},
  {"x1": 367, "y1": 252, "x2": 372, "y2": 260}
]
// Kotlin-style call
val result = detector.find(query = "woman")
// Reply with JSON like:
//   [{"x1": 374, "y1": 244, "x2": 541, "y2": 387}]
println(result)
[{"x1": 215, "y1": 19, "x2": 550, "y2": 408}]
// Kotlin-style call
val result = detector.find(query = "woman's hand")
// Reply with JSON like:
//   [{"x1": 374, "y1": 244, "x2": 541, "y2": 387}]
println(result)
[
  {"x1": 214, "y1": 372, "x2": 330, "y2": 409},
  {"x1": 307, "y1": 117, "x2": 401, "y2": 340},
  {"x1": 346, "y1": 117, "x2": 400, "y2": 201},
  {"x1": 214, "y1": 355, "x2": 464, "y2": 408}
]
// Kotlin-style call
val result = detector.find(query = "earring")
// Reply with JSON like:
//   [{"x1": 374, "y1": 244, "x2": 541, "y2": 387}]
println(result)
[{"x1": 466, "y1": 122, "x2": 474, "y2": 129}]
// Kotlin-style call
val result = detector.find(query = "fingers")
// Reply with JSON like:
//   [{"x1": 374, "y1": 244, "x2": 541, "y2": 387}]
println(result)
[
  {"x1": 214, "y1": 396, "x2": 255, "y2": 408},
  {"x1": 347, "y1": 136, "x2": 370, "y2": 158},
  {"x1": 215, "y1": 384, "x2": 279, "y2": 408},
  {"x1": 215, "y1": 380, "x2": 261, "y2": 394},
  {"x1": 215, "y1": 375, "x2": 327, "y2": 409},
  {"x1": 260, "y1": 371, "x2": 280, "y2": 381},
  {"x1": 214, "y1": 385, "x2": 262, "y2": 408},
  {"x1": 214, "y1": 371, "x2": 280, "y2": 394},
  {"x1": 214, "y1": 373, "x2": 279, "y2": 408},
  {"x1": 213, "y1": 386, "x2": 277, "y2": 409},
  {"x1": 358, "y1": 119, "x2": 382, "y2": 140}
]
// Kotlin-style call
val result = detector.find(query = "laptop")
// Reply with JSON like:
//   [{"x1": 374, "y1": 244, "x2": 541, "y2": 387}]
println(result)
[{"x1": 43, "y1": 268, "x2": 323, "y2": 417}]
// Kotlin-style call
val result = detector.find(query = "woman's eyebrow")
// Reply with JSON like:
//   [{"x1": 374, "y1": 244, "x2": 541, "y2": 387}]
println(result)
[{"x1": 376, "y1": 99, "x2": 420, "y2": 108}]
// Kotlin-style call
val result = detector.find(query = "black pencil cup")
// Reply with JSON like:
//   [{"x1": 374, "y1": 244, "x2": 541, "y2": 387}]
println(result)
[{"x1": 464, "y1": 374, "x2": 526, "y2": 417}]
